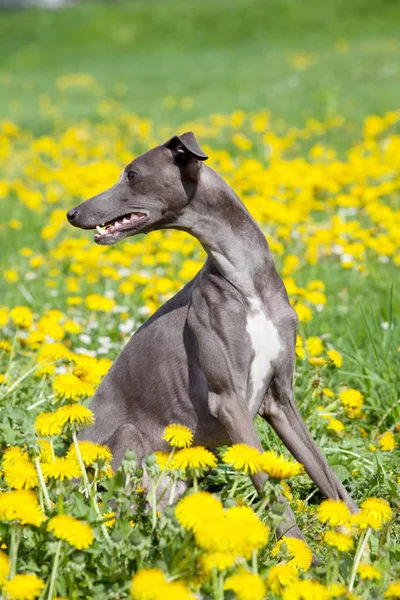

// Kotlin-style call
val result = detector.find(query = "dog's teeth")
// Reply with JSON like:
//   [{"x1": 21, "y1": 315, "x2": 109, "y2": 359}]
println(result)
[
  {"x1": 122, "y1": 217, "x2": 130, "y2": 224},
  {"x1": 96, "y1": 226, "x2": 107, "y2": 235}
]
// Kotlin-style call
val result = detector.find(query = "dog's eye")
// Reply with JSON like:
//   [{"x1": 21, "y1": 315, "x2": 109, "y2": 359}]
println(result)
[{"x1": 127, "y1": 171, "x2": 137, "y2": 182}]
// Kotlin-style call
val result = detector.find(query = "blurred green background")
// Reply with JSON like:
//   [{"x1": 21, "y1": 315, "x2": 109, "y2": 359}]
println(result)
[{"x1": 0, "y1": 0, "x2": 399, "y2": 134}]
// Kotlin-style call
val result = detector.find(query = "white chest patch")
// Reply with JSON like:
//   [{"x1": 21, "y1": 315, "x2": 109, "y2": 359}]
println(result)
[{"x1": 246, "y1": 298, "x2": 281, "y2": 416}]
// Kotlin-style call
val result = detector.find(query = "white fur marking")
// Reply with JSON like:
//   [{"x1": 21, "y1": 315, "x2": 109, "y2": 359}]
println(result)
[{"x1": 246, "y1": 298, "x2": 281, "y2": 417}]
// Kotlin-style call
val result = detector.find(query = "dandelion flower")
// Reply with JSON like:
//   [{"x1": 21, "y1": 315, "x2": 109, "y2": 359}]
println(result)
[
  {"x1": 352, "y1": 497, "x2": 392, "y2": 530},
  {"x1": 357, "y1": 563, "x2": 381, "y2": 580},
  {"x1": 67, "y1": 440, "x2": 112, "y2": 466},
  {"x1": 3, "y1": 574, "x2": 45, "y2": 600},
  {"x1": 154, "y1": 451, "x2": 172, "y2": 470},
  {"x1": 175, "y1": 491, "x2": 224, "y2": 533},
  {"x1": 2, "y1": 447, "x2": 38, "y2": 490},
  {"x1": 266, "y1": 563, "x2": 299, "y2": 594},
  {"x1": 85, "y1": 294, "x2": 115, "y2": 312},
  {"x1": 35, "y1": 411, "x2": 64, "y2": 437},
  {"x1": 339, "y1": 389, "x2": 364, "y2": 419},
  {"x1": 53, "y1": 373, "x2": 93, "y2": 401},
  {"x1": 306, "y1": 336, "x2": 323, "y2": 356},
  {"x1": 172, "y1": 447, "x2": 217, "y2": 470},
  {"x1": 282, "y1": 579, "x2": 329, "y2": 600},
  {"x1": 162, "y1": 424, "x2": 193, "y2": 448},
  {"x1": 0, "y1": 490, "x2": 46, "y2": 526},
  {"x1": 327, "y1": 349, "x2": 343, "y2": 368},
  {"x1": 55, "y1": 404, "x2": 95, "y2": 428},
  {"x1": 41, "y1": 456, "x2": 81, "y2": 481},
  {"x1": 154, "y1": 581, "x2": 194, "y2": 600},
  {"x1": 102, "y1": 511, "x2": 116, "y2": 527},
  {"x1": 130, "y1": 568, "x2": 167, "y2": 600},
  {"x1": 379, "y1": 431, "x2": 396, "y2": 451},
  {"x1": 47, "y1": 515, "x2": 94, "y2": 549},
  {"x1": 0, "y1": 550, "x2": 10, "y2": 584},
  {"x1": 385, "y1": 581, "x2": 400, "y2": 598},
  {"x1": 260, "y1": 451, "x2": 303, "y2": 479},
  {"x1": 327, "y1": 418, "x2": 344, "y2": 433},
  {"x1": 224, "y1": 570, "x2": 266, "y2": 600},
  {"x1": 222, "y1": 443, "x2": 262, "y2": 474},
  {"x1": 271, "y1": 536, "x2": 313, "y2": 570},
  {"x1": 309, "y1": 357, "x2": 327, "y2": 367},
  {"x1": 225, "y1": 505, "x2": 269, "y2": 558},
  {"x1": 200, "y1": 551, "x2": 238, "y2": 573},
  {"x1": 37, "y1": 440, "x2": 53, "y2": 463},
  {"x1": 324, "y1": 530, "x2": 353, "y2": 552},
  {"x1": 317, "y1": 499, "x2": 351, "y2": 527},
  {"x1": 10, "y1": 306, "x2": 33, "y2": 329}
]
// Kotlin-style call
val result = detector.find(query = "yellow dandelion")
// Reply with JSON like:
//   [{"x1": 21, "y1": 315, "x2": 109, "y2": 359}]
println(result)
[
  {"x1": 130, "y1": 568, "x2": 167, "y2": 600},
  {"x1": 222, "y1": 443, "x2": 263, "y2": 474},
  {"x1": 306, "y1": 336, "x2": 323, "y2": 356},
  {"x1": 35, "y1": 411, "x2": 64, "y2": 437},
  {"x1": 295, "y1": 335, "x2": 305, "y2": 360},
  {"x1": 36, "y1": 343, "x2": 71, "y2": 375},
  {"x1": 327, "y1": 417, "x2": 344, "y2": 433},
  {"x1": 41, "y1": 456, "x2": 81, "y2": 481},
  {"x1": 175, "y1": 491, "x2": 224, "y2": 533},
  {"x1": 339, "y1": 389, "x2": 364, "y2": 419},
  {"x1": 225, "y1": 505, "x2": 270, "y2": 558},
  {"x1": 357, "y1": 563, "x2": 381, "y2": 580},
  {"x1": 327, "y1": 349, "x2": 343, "y2": 368},
  {"x1": 37, "y1": 440, "x2": 53, "y2": 463},
  {"x1": 67, "y1": 440, "x2": 112, "y2": 466},
  {"x1": 85, "y1": 294, "x2": 115, "y2": 312},
  {"x1": 0, "y1": 550, "x2": 10, "y2": 584},
  {"x1": 54, "y1": 404, "x2": 95, "y2": 428},
  {"x1": 324, "y1": 530, "x2": 354, "y2": 552},
  {"x1": 271, "y1": 536, "x2": 312, "y2": 570},
  {"x1": 162, "y1": 424, "x2": 193, "y2": 448},
  {"x1": 154, "y1": 451, "x2": 172, "y2": 470},
  {"x1": 282, "y1": 579, "x2": 329, "y2": 600},
  {"x1": 328, "y1": 583, "x2": 347, "y2": 598},
  {"x1": 10, "y1": 306, "x2": 33, "y2": 329},
  {"x1": 53, "y1": 373, "x2": 94, "y2": 401},
  {"x1": 260, "y1": 450, "x2": 303, "y2": 479},
  {"x1": 2, "y1": 447, "x2": 39, "y2": 487},
  {"x1": 3, "y1": 574, "x2": 45, "y2": 600},
  {"x1": 317, "y1": 499, "x2": 351, "y2": 527},
  {"x1": 200, "y1": 551, "x2": 238, "y2": 573},
  {"x1": 352, "y1": 497, "x2": 392, "y2": 530},
  {"x1": 172, "y1": 446, "x2": 217, "y2": 470},
  {"x1": 0, "y1": 490, "x2": 46, "y2": 527},
  {"x1": 47, "y1": 515, "x2": 94, "y2": 549},
  {"x1": 266, "y1": 563, "x2": 299, "y2": 594},
  {"x1": 385, "y1": 581, "x2": 400, "y2": 598},
  {"x1": 322, "y1": 387, "x2": 335, "y2": 398},
  {"x1": 379, "y1": 431, "x2": 396, "y2": 451},
  {"x1": 309, "y1": 357, "x2": 327, "y2": 367},
  {"x1": 102, "y1": 511, "x2": 116, "y2": 527},
  {"x1": 224, "y1": 570, "x2": 266, "y2": 600}
]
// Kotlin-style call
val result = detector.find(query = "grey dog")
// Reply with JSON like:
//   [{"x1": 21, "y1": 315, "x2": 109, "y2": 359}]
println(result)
[{"x1": 67, "y1": 131, "x2": 356, "y2": 541}]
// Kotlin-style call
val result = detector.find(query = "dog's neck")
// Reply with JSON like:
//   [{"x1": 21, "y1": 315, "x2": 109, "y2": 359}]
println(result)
[{"x1": 173, "y1": 166, "x2": 277, "y2": 298}]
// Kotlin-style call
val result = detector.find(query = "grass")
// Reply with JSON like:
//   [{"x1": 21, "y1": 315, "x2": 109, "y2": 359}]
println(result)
[{"x1": 0, "y1": 0, "x2": 400, "y2": 134}]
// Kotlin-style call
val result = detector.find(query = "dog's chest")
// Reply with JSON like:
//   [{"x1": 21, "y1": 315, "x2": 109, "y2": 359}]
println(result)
[{"x1": 246, "y1": 298, "x2": 281, "y2": 415}]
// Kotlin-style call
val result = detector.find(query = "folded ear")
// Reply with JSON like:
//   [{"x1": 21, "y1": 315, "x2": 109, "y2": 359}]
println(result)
[{"x1": 164, "y1": 131, "x2": 208, "y2": 161}]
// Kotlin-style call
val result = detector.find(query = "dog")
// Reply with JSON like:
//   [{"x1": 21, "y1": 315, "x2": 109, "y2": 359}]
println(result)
[{"x1": 67, "y1": 131, "x2": 356, "y2": 541}]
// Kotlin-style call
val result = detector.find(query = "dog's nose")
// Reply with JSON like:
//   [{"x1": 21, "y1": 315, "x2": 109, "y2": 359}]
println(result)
[{"x1": 66, "y1": 208, "x2": 78, "y2": 222}]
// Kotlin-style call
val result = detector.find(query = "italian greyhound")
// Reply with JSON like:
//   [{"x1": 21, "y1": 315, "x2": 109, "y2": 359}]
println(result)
[{"x1": 67, "y1": 132, "x2": 356, "y2": 542}]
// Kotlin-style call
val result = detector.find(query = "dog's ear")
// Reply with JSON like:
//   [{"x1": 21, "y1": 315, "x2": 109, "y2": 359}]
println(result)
[{"x1": 164, "y1": 131, "x2": 208, "y2": 162}]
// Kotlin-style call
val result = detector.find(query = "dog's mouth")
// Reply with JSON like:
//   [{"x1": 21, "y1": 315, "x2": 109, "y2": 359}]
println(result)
[{"x1": 93, "y1": 211, "x2": 149, "y2": 245}]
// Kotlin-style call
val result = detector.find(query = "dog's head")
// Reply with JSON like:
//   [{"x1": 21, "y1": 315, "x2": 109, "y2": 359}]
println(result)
[{"x1": 66, "y1": 132, "x2": 208, "y2": 245}]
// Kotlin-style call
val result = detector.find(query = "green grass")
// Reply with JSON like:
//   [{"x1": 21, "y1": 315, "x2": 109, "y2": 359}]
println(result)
[{"x1": 0, "y1": 0, "x2": 400, "y2": 134}]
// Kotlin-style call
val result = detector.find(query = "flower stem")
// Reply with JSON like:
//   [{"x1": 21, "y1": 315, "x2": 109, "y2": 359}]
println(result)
[
  {"x1": 72, "y1": 431, "x2": 90, "y2": 490},
  {"x1": 47, "y1": 539, "x2": 62, "y2": 599},
  {"x1": 35, "y1": 457, "x2": 52, "y2": 511},
  {"x1": 151, "y1": 479, "x2": 158, "y2": 531},
  {"x1": 348, "y1": 527, "x2": 371, "y2": 592},
  {"x1": 168, "y1": 480, "x2": 177, "y2": 506},
  {"x1": 192, "y1": 473, "x2": 198, "y2": 492},
  {"x1": 9, "y1": 524, "x2": 21, "y2": 579},
  {"x1": 252, "y1": 548, "x2": 258, "y2": 575},
  {"x1": 228, "y1": 476, "x2": 240, "y2": 499}
]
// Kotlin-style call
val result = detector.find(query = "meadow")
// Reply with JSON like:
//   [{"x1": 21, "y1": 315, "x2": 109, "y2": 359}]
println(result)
[{"x1": 0, "y1": 0, "x2": 399, "y2": 598}]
